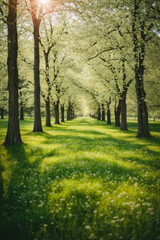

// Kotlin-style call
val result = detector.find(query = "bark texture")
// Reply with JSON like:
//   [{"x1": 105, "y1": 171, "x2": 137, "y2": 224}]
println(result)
[
  {"x1": 33, "y1": 20, "x2": 42, "y2": 132},
  {"x1": 4, "y1": 0, "x2": 22, "y2": 145},
  {"x1": 30, "y1": 0, "x2": 43, "y2": 132},
  {"x1": 132, "y1": 0, "x2": 150, "y2": 137}
]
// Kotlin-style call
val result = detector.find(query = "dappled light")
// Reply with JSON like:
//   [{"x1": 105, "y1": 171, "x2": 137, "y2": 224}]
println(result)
[{"x1": 0, "y1": 117, "x2": 160, "y2": 239}]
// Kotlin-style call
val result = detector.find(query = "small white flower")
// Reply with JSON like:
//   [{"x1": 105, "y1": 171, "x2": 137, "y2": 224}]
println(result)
[
  {"x1": 85, "y1": 225, "x2": 91, "y2": 230},
  {"x1": 89, "y1": 233, "x2": 96, "y2": 239}
]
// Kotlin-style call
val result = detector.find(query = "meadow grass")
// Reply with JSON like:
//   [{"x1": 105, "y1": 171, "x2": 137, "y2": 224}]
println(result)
[{"x1": 0, "y1": 117, "x2": 160, "y2": 240}]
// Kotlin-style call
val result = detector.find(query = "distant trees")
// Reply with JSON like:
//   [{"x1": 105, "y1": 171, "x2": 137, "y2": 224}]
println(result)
[{"x1": 74, "y1": 0, "x2": 160, "y2": 136}]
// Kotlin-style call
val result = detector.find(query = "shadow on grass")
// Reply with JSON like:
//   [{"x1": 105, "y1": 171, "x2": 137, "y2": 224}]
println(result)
[
  {"x1": 1, "y1": 143, "x2": 159, "y2": 240},
  {"x1": 40, "y1": 128, "x2": 160, "y2": 169},
  {"x1": 0, "y1": 145, "x2": 47, "y2": 240},
  {"x1": 0, "y1": 117, "x2": 160, "y2": 240}
]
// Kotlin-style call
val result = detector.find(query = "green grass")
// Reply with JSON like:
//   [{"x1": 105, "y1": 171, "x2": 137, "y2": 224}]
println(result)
[{"x1": 0, "y1": 117, "x2": 160, "y2": 240}]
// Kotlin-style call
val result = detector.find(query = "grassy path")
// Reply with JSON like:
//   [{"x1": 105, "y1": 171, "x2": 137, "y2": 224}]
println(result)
[{"x1": 0, "y1": 117, "x2": 160, "y2": 240}]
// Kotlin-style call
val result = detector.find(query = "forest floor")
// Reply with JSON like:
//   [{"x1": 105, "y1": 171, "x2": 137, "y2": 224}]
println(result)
[{"x1": 0, "y1": 117, "x2": 160, "y2": 240}]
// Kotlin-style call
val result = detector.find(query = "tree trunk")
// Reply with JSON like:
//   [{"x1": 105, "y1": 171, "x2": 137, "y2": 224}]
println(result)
[
  {"x1": 20, "y1": 91, "x2": 24, "y2": 120},
  {"x1": 4, "y1": 0, "x2": 22, "y2": 145},
  {"x1": 120, "y1": 91, "x2": 128, "y2": 130},
  {"x1": 45, "y1": 97, "x2": 52, "y2": 126},
  {"x1": 55, "y1": 100, "x2": 60, "y2": 124},
  {"x1": 67, "y1": 101, "x2": 72, "y2": 120},
  {"x1": 136, "y1": 78, "x2": 150, "y2": 137},
  {"x1": 20, "y1": 104, "x2": 24, "y2": 121},
  {"x1": 101, "y1": 104, "x2": 105, "y2": 121},
  {"x1": 67, "y1": 107, "x2": 70, "y2": 120},
  {"x1": 106, "y1": 101, "x2": 112, "y2": 125},
  {"x1": 135, "y1": 44, "x2": 150, "y2": 137},
  {"x1": 115, "y1": 100, "x2": 121, "y2": 127},
  {"x1": 61, "y1": 104, "x2": 65, "y2": 122},
  {"x1": 107, "y1": 109, "x2": 111, "y2": 124},
  {"x1": 132, "y1": 1, "x2": 150, "y2": 138},
  {"x1": 97, "y1": 104, "x2": 101, "y2": 120},
  {"x1": 1, "y1": 108, "x2": 4, "y2": 119},
  {"x1": 32, "y1": 18, "x2": 42, "y2": 132},
  {"x1": 71, "y1": 110, "x2": 75, "y2": 120}
]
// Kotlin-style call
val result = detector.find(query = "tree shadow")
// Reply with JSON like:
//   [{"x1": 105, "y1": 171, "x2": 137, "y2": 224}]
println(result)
[
  {"x1": 0, "y1": 117, "x2": 160, "y2": 239},
  {"x1": 40, "y1": 127, "x2": 160, "y2": 172},
  {"x1": 0, "y1": 145, "x2": 45, "y2": 240}
]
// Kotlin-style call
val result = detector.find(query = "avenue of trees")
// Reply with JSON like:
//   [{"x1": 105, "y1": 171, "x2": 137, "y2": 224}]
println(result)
[{"x1": 0, "y1": 0, "x2": 160, "y2": 145}]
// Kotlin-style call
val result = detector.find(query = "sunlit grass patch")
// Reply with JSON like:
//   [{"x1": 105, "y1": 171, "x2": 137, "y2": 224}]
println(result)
[{"x1": 0, "y1": 117, "x2": 160, "y2": 240}]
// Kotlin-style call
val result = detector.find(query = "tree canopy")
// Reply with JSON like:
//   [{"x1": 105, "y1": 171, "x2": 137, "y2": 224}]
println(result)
[{"x1": 0, "y1": 0, "x2": 160, "y2": 144}]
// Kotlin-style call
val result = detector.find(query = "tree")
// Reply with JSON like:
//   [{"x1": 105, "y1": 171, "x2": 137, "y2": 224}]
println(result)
[
  {"x1": 3, "y1": 0, "x2": 22, "y2": 145},
  {"x1": 130, "y1": 0, "x2": 160, "y2": 137},
  {"x1": 106, "y1": 97, "x2": 112, "y2": 125},
  {"x1": 60, "y1": 104, "x2": 65, "y2": 122},
  {"x1": 145, "y1": 37, "x2": 160, "y2": 120},
  {"x1": 29, "y1": 0, "x2": 43, "y2": 132},
  {"x1": 101, "y1": 103, "x2": 105, "y2": 121},
  {"x1": 109, "y1": 57, "x2": 133, "y2": 130},
  {"x1": 19, "y1": 78, "x2": 30, "y2": 120}
]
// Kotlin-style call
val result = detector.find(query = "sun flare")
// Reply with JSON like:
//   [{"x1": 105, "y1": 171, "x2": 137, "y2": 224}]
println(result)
[{"x1": 40, "y1": 0, "x2": 49, "y2": 4}]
